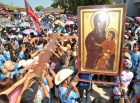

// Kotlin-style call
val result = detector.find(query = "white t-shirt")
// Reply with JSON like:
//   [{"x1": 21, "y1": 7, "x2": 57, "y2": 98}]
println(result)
[
  {"x1": 113, "y1": 70, "x2": 133, "y2": 95},
  {"x1": 37, "y1": 85, "x2": 49, "y2": 100}
]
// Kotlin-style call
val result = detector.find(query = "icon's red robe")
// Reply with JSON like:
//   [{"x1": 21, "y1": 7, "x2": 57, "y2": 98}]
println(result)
[{"x1": 85, "y1": 30, "x2": 106, "y2": 68}]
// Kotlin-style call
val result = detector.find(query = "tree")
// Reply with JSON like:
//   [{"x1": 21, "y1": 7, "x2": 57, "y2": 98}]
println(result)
[
  {"x1": 51, "y1": 0, "x2": 114, "y2": 13},
  {"x1": 51, "y1": 0, "x2": 70, "y2": 13},
  {"x1": 35, "y1": 6, "x2": 44, "y2": 12}
]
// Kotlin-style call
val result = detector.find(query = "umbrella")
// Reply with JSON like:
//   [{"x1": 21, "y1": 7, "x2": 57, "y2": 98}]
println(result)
[
  {"x1": 1, "y1": 22, "x2": 12, "y2": 27},
  {"x1": 136, "y1": 17, "x2": 140, "y2": 22},
  {"x1": 60, "y1": 17, "x2": 67, "y2": 21},
  {"x1": 19, "y1": 22, "x2": 30, "y2": 27},
  {"x1": 40, "y1": 22, "x2": 50, "y2": 29},
  {"x1": 126, "y1": 16, "x2": 134, "y2": 22},
  {"x1": 22, "y1": 29, "x2": 38, "y2": 36},
  {"x1": 65, "y1": 20, "x2": 74, "y2": 25},
  {"x1": 42, "y1": 17, "x2": 52, "y2": 23},
  {"x1": 54, "y1": 20, "x2": 65, "y2": 27}
]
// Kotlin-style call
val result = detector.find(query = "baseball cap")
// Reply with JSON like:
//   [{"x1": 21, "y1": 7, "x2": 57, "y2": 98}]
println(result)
[
  {"x1": 124, "y1": 59, "x2": 132, "y2": 69},
  {"x1": 21, "y1": 83, "x2": 38, "y2": 103}
]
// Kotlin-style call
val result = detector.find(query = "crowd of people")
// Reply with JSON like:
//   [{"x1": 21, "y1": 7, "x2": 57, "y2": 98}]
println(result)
[{"x1": 0, "y1": 12, "x2": 140, "y2": 103}]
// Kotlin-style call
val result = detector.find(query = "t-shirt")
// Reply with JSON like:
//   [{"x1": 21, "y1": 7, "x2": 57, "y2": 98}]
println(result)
[
  {"x1": 1, "y1": 38, "x2": 6, "y2": 43},
  {"x1": 37, "y1": 85, "x2": 49, "y2": 100},
  {"x1": 10, "y1": 70, "x2": 21, "y2": 78},
  {"x1": 58, "y1": 85, "x2": 78, "y2": 103},
  {"x1": 0, "y1": 73, "x2": 6, "y2": 80},
  {"x1": 0, "y1": 54, "x2": 6, "y2": 68},
  {"x1": 8, "y1": 35, "x2": 15, "y2": 42},
  {"x1": 9, "y1": 86, "x2": 22, "y2": 103},
  {"x1": 129, "y1": 51, "x2": 140, "y2": 72},
  {"x1": 50, "y1": 62, "x2": 56, "y2": 70},
  {"x1": 18, "y1": 51, "x2": 24, "y2": 60},
  {"x1": 113, "y1": 70, "x2": 133, "y2": 95},
  {"x1": 36, "y1": 45, "x2": 43, "y2": 50},
  {"x1": 3, "y1": 50, "x2": 11, "y2": 61},
  {"x1": 135, "y1": 64, "x2": 140, "y2": 86},
  {"x1": 78, "y1": 74, "x2": 93, "y2": 87}
]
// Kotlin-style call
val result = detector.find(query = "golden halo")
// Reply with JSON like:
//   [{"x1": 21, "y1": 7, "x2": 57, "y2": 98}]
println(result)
[
  {"x1": 90, "y1": 11, "x2": 110, "y2": 30},
  {"x1": 106, "y1": 28, "x2": 117, "y2": 41}
]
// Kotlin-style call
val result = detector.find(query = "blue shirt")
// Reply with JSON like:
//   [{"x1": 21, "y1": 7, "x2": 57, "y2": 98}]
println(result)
[
  {"x1": 57, "y1": 28, "x2": 62, "y2": 33},
  {"x1": 78, "y1": 74, "x2": 93, "y2": 87},
  {"x1": 129, "y1": 51, "x2": 140, "y2": 72},
  {"x1": 58, "y1": 85, "x2": 78, "y2": 103},
  {"x1": 43, "y1": 73, "x2": 50, "y2": 85},
  {"x1": 3, "y1": 50, "x2": 11, "y2": 61},
  {"x1": 18, "y1": 51, "x2": 24, "y2": 60},
  {"x1": 1, "y1": 38, "x2": 6, "y2": 43},
  {"x1": 0, "y1": 54, "x2": 6, "y2": 68},
  {"x1": 36, "y1": 45, "x2": 43, "y2": 50},
  {"x1": 0, "y1": 73, "x2": 6, "y2": 80},
  {"x1": 10, "y1": 70, "x2": 21, "y2": 78}
]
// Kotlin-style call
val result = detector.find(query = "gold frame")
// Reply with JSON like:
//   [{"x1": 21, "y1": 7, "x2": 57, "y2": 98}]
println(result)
[{"x1": 78, "y1": 4, "x2": 125, "y2": 76}]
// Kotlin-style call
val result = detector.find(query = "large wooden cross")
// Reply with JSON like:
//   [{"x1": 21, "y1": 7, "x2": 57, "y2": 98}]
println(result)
[{"x1": 33, "y1": 34, "x2": 57, "y2": 75}]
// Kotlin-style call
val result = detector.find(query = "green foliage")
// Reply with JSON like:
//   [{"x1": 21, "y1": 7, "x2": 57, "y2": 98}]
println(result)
[
  {"x1": 35, "y1": 6, "x2": 44, "y2": 12},
  {"x1": 5, "y1": 5, "x2": 16, "y2": 11},
  {"x1": 51, "y1": 0, "x2": 114, "y2": 13}
]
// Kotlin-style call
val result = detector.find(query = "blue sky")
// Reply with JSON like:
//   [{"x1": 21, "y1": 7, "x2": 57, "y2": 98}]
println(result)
[{"x1": 0, "y1": 0, "x2": 53, "y2": 8}]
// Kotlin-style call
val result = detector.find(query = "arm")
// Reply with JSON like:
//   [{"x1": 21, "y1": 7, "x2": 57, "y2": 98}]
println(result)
[
  {"x1": 45, "y1": 63, "x2": 56, "y2": 79},
  {"x1": 29, "y1": 37, "x2": 39, "y2": 44},
  {"x1": 57, "y1": 48, "x2": 63, "y2": 56},
  {"x1": 11, "y1": 43, "x2": 16, "y2": 50},
  {"x1": 56, "y1": 42, "x2": 66, "y2": 52},
  {"x1": 31, "y1": 49, "x2": 42, "y2": 58},
  {"x1": 119, "y1": 82, "x2": 131, "y2": 103},
  {"x1": 51, "y1": 49, "x2": 60, "y2": 58},
  {"x1": 0, "y1": 76, "x2": 26, "y2": 95},
  {"x1": 45, "y1": 75, "x2": 53, "y2": 89},
  {"x1": 71, "y1": 78, "x2": 80, "y2": 98},
  {"x1": 39, "y1": 80, "x2": 50, "y2": 98},
  {"x1": 20, "y1": 60, "x2": 38, "y2": 74}
]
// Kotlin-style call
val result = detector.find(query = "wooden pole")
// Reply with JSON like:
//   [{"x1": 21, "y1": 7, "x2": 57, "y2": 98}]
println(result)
[{"x1": 33, "y1": 34, "x2": 57, "y2": 75}]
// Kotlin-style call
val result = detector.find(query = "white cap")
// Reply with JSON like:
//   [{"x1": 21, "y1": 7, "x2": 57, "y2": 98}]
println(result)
[{"x1": 18, "y1": 35, "x2": 23, "y2": 39}]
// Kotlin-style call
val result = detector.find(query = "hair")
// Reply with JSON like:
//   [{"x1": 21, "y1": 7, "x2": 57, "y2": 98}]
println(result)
[
  {"x1": 24, "y1": 53, "x2": 31, "y2": 60},
  {"x1": 18, "y1": 44, "x2": 25, "y2": 52},
  {"x1": 30, "y1": 32, "x2": 35, "y2": 38},
  {"x1": 13, "y1": 74, "x2": 20, "y2": 83},
  {"x1": 92, "y1": 97, "x2": 104, "y2": 103},
  {"x1": 94, "y1": 13, "x2": 107, "y2": 36},
  {"x1": 60, "y1": 54, "x2": 69, "y2": 66},
  {"x1": 133, "y1": 43, "x2": 140, "y2": 48},
  {"x1": 0, "y1": 94, "x2": 10, "y2": 103},
  {"x1": 11, "y1": 55, "x2": 18, "y2": 62},
  {"x1": 108, "y1": 31, "x2": 115, "y2": 40},
  {"x1": 71, "y1": 43, "x2": 76, "y2": 51},
  {"x1": 4, "y1": 44, "x2": 9, "y2": 50},
  {"x1": 0, "y1": 77, "x2": 14, "y2": 92},
  {"x1": 125, "y1": 43, "x2": 131, "y2": 51},
  {"x1": 130, "y1": 32, "x2": 135, "y2": 37},
  {"x1": 25, "y1": 47, "x2": 32, "y2": 54}
]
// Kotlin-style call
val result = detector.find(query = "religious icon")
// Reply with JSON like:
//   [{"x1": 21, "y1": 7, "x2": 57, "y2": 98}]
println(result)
[{"x1": 78, "y1": 4, "x2": 125, "y2": 76}]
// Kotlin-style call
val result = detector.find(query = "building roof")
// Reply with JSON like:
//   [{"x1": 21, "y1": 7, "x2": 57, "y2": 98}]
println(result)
[
  {"x1": 15, "y1": 6, "x2": 24, "y2": 9},
  {"x1": 41, "y1": 8, "x2": 64, "y2": 13},
  {"x1": 0, "y1": 2, "x2": 6, "y2": 6}
]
